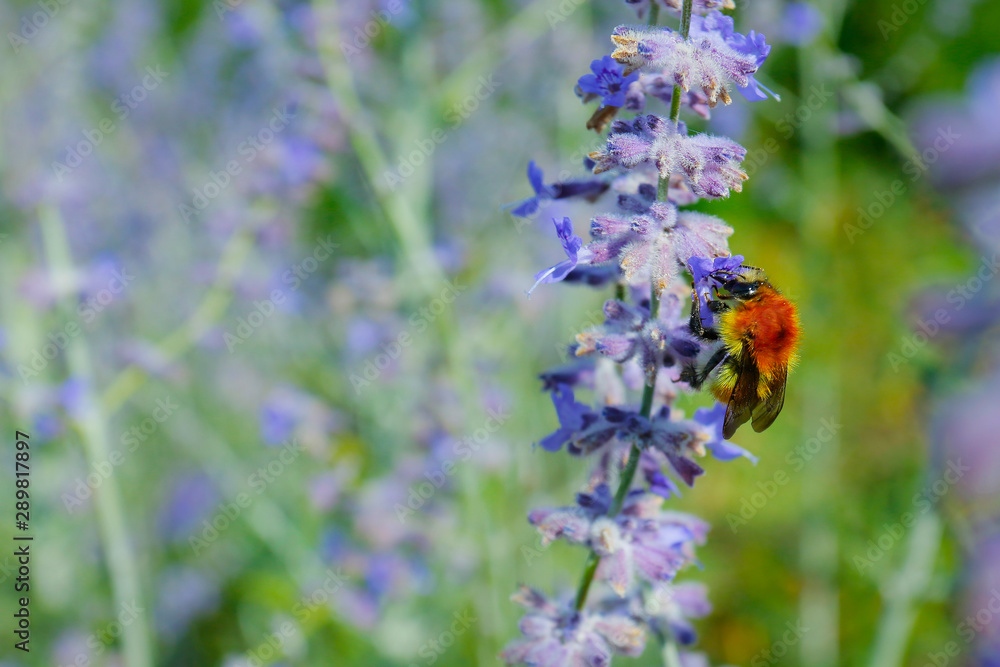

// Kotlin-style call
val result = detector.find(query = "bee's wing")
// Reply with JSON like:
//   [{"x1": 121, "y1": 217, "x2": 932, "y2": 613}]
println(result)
[
  {"x1": 723, "y1": 356, "x2": 760, "y2": 439},
  {"x1": 751, "y1": 367, "x2": 787, "y2": 433}
]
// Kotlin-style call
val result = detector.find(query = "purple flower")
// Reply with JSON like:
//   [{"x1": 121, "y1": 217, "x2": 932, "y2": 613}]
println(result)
[
  {"x1": 725, "y1": 30, "x2": 775, "y2": 102},
  {"x1": 528, "y1": 218, "x2": 596, "y2": 295},
  {"x1": 781, "y1": 2, "x2": 824, "y2": 46},
  {"x1": 685, "y1": 11, "x2": 775, "y2": 102},
  {"x1": 501, "y1": 586, "x2": 646, "y2": 666},
  {"x1": 539, "y1": 362, "x2": 597, "y2": 392},
  {"x1": 694, "y1": 403, "x2": 757, "y2": 463},
  {"x1": 537, "y1": 385, "x2": 616, "y2": 455},
  {"x1": 507, "y1": 161, "x2": 609, "y2": 218},
  {"x1": 579, "y1": 56, "x2": 641, "y2": 108},
  {"x1": 590, "y1": 115, "x2": 748, "y2": 200}
]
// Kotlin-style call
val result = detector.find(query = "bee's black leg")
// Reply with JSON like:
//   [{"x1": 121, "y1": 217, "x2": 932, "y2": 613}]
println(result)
[
  {"x1": 688, "y1": 286, "x2": 726, "y2": 341},
  {"x1": 708, "y1": 299, "x2": 730, "y2": 314},
  {"x1": 681, "y1": 347, "x2": 728, "y2": 389}
]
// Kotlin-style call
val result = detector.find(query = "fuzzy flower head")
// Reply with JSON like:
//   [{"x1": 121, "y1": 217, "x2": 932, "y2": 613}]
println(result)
[
  {"x1": 501, "y1": 586, "x2": 646, "y2": 666},
  {"x1": 588, "y1": 197, "x2": 734, "y2": 294},
  {"x1": 590, "y1": 115, "x2": 748, "y2": 200},
  {"x1": 610, "y1": 21, "x2": 759, "y2": 107},
  {"x1": 572, "y1": 296, "x2": 702, "y2": 381},
  {"x1": 579, "y1": 56, "x2": 641, "y2": 108},
  {"x1": 529, "y1": 487, "x2": 706, "y2": 596}
]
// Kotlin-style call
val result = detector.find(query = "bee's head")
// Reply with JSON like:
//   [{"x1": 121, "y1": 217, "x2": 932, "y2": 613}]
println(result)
[{"x1": 717, "y1": 267, "x2": 770, "y2": 301}]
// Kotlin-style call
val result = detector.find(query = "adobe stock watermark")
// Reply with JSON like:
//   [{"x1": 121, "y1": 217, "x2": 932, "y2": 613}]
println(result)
[
  {"x1": 546, "y1": 0, "x2": 587, "y2": 28},
  {"x1": 350, "y1": 278, "x2": 467, "y2": 394},
  {"x1": 61, "y1": 396, "x2": 181, "y2": 512},
  {"x1": 223, "y1": 235, "x2": 339, "y2": 352},
  {"x1": 775, "y1": 84, "x2": 835, "y2": 140},
  {"x1": 844, "y1": 126, "x2": 959, "y2": 243},
  {"x1": 339, "y1": 0, "x2": 409, "y2": 59},
  {"x1": 407, "y1": 610, "x2": 477, "y2": 666},
  {"x1": 17, "y1": 267, "x2": 135, "y2": 382},
  {"x1": 726, "y1": 417, "x2": 841, "y2": 533},
  {"x1": 52, "y1": 65, "x2": 169, "y2": 181},
  {"x1": 382, "y1": 75, "x2": 500, "y2": 192},
  {"x1": 395, "y1": 406, "x2": 511, "y2": 523},
  {"x1": 521, "y1": 504, "x2": 590, "y2": 566},
  {"x1": 56, "y1": 599, "x2": 145, "y2": 667},
  {"x1": 244, "y1": 567, "x2": 348, "y2": 667},
  {"x1": 7, "y1": 0, "x2": 74, "y2": 53},
  {"x1": 189, "y1": 439, "x2": 304, "y2": 555},
  {"x1": 917, "y1": 588, "x2": 1000, "y2": 667},
  {"x1": 178, "y1": 105, "x2": 297, "y2": 223},
  {"x1": 853, "y1": 459, "x2": 968, "y2": 574},
  {"x1": 878, "y1": 0, "x2": 930, "y2": 40},
  {"x1": 888, "y1": 253, "x2": 1000, "y2": 371},
  {"x1": 749, "y1": 620, "x2": 809, "y2": 667}
]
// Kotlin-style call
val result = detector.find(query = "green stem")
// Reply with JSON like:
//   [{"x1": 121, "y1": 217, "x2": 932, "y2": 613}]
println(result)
[
  {"x1": 39, "y1": 205, "x2": 153, "y2": 667},
  {"x1": 668, "y1": 0, "x2": 693, "y2": 126},
  {"x1": 573, "y1": 288, "x2": 662, "y2": 611},
  {"x1": 866, "y1": 511, "x2": 944, "y2": 667},
  {"x1": 665, "y1": 0, "x2": 692, "y2": 193},
  {"x1": 569, "y1": 0, "x2": 688, "y2": 605},
  {"x1": 662, "y1": 632, "x2": 685, "y2": 667}
]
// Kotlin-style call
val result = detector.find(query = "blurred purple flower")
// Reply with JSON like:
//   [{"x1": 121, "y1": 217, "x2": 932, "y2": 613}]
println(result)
[
  {"x1": 155, "y1": 567, "x2": 221, "y2": 639},
  {"x1": 781, "y1": 2, "x2": 824, "y2": 46},
  {"x1": 157, "y1": 473, "x2": 219, "y2": 543},
  {"x1": 501, "y1": 586, "x2": 645, "y2": 665},
  {"x1": 530, "y1": 488, "x2": 703, "y2": 595}
]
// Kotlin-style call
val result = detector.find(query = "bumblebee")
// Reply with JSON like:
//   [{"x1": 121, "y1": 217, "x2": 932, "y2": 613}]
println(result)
[{"x1": 683, "y1": 265, "x2": 801, "y2": 438}]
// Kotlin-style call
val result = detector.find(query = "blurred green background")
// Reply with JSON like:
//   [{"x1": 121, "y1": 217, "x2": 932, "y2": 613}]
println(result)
[{"x1": 0, "y1": 0, "x2": 998, "y2": 665}]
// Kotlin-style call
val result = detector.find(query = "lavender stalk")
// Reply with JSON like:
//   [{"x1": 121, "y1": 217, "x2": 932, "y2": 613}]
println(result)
[{"x1": 503, "y1": 0, "x2": 775, "y2": 664}]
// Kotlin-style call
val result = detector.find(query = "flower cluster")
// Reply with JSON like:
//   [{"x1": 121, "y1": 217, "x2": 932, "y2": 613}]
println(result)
[{"x1": 502, "y1": 1, "x2": 775, "y2": 665}]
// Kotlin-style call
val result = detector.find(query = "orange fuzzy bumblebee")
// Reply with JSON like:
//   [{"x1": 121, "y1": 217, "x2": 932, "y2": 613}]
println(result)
[{"x1": 684, "y1": 266, "x2": 800, "y2": 438}]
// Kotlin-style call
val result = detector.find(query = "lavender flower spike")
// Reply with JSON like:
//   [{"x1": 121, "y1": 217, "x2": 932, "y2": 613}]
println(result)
[{"x1": 505, "y1": 0, "x2": 780, "y2": 663}]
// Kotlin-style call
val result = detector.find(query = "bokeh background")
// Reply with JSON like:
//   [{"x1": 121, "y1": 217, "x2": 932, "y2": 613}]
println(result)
[{"x1": 1, "y1": 0, "x2": 999, "y2": 665}]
